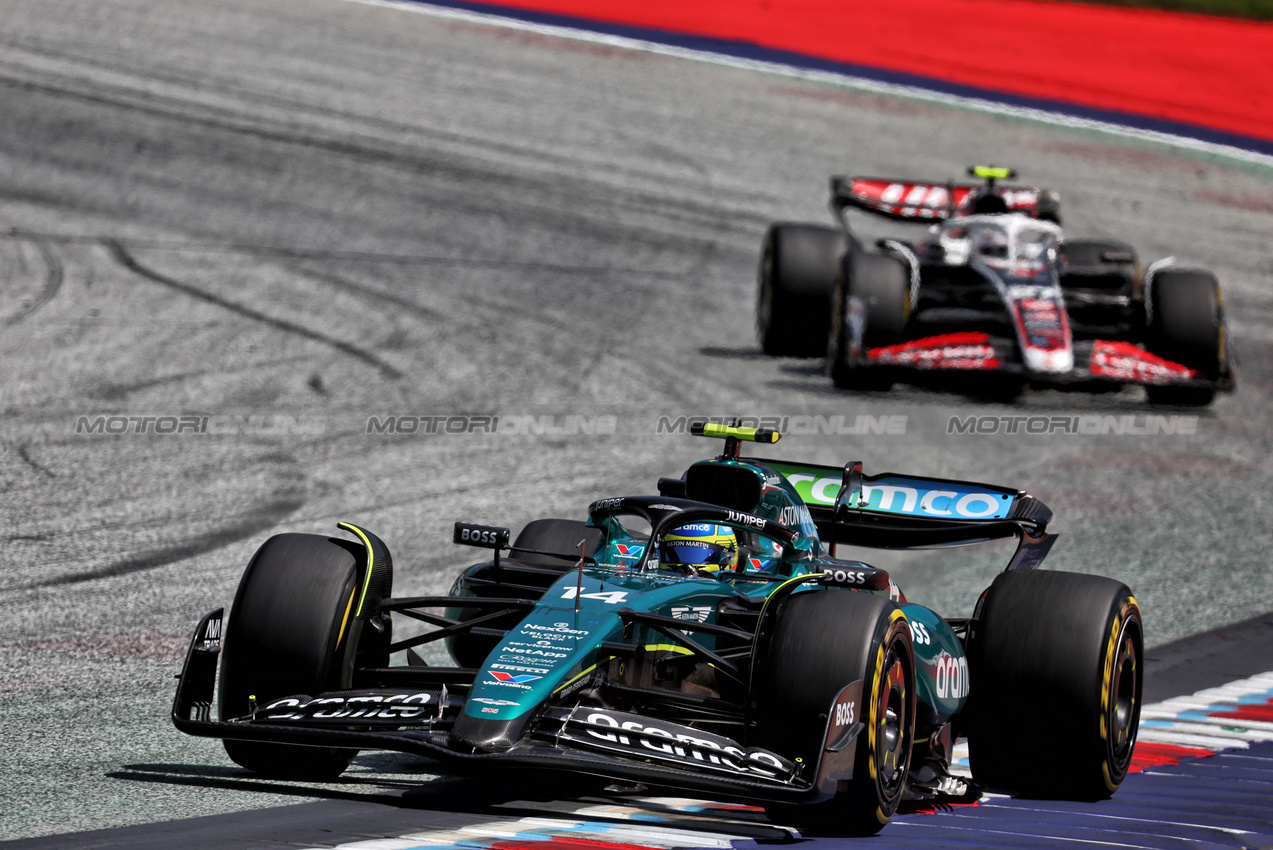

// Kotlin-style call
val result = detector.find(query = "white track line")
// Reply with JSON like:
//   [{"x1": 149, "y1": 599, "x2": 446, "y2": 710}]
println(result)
[{"x1": 342, "y1": 0, "x2": 1273, "y2": 170}]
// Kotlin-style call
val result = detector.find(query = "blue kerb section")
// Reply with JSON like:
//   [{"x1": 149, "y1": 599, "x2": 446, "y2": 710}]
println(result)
[
  {"x1": 887, "y1": 742, "x2": 1273, "y2": 849},
  {"x1": 404, "y1": 0, "x2": 1273, "y2": 158},
  {"x1": 369, "y1": 747, "x2": 1273, "y2": 850}
]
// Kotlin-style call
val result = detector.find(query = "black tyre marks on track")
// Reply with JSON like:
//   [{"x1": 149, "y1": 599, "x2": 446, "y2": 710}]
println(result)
[
  {"x1": 25, "y1": 494, "x2": 306, "y2": 589},
  {"x1": 105, "y1": 239, "x2": 404, "y2": 379},
  {"x1": 2, "y1": 237, "x2": 63, "y2": 326}
]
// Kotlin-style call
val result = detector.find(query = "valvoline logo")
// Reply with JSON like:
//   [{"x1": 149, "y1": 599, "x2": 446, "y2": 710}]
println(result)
[
  {"x1": 615, "y1": 543, "x2": 643, "y2": 558},
  {"x1": 490, "y1": 672, "x2": 542, "y2": 684}
]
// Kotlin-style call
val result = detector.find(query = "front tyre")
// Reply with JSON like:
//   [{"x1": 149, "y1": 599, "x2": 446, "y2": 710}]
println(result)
[
  {"x1": 218, "y1": 533, "x2": 366, "y2": 780},
  {"x1": 754, "y1": 590, "x2": 916, "y2": 835},
  {"x1": 828, "y1": 251, "x2": 909, "y2": 391},
  {"x1": 1057, "y1": 239, "x2": 1140, "y2": 331},
  {"x1": 966, "y1": 570, "x2": 1143, "y2": 798}
]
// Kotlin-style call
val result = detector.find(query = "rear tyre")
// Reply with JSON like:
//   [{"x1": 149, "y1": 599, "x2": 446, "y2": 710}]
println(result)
[
  {"x1": 448, "y1": 519, "x2": 600, "y2": 667},
  {"x1": 966, "y1": 570, "x2": 1142, "y2": 798},
  {"x1": 1058, "y1": 239, "x2": 1138, "y2": 273},
  {"x1": 508, "y1": 518, "x2": 600, "y2": 570},
  {"x1": 755, "y1": 591, "x2": 916, "y2": 835},
  {"x1": 1145, "y1": 269, "x2": 1224, "y2": 406},
  {"x1": 218, "y1": 533, "x2": 366, "y2": 780},
  {"x1": 1058, "y1": 239, "x2": 1139, "y2": 328},
  {"x1": 757, "y1": 224, "x2": 847, "y2": 357},
  {"x1": 828, "y1": 251, "x2": 909, "y2": 390}
]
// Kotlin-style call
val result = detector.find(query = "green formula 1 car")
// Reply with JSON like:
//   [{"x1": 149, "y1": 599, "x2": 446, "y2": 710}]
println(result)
[{"x1": 173, "y1": 425, "x2": 1143, "y2": 835}]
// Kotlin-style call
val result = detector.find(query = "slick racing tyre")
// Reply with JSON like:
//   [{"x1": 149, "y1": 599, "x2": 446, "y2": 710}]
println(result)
[
  {"x1": 754, "y1": 590, "x2": 916, "y2": 835},
  {"x1": 447, "y1": 519, "x2": 600, "y2": 667},
  {"x1": 1145, "y1": 269, "x2": 1224, "y2": 406},
  {"x1": 828, "y1": 250, "x2": 909, "y2": 391},
  {"x1": 1057, "y1": 239, "x2": 1139, "y2": 328},
  {"x1": 965, "y1": 570, "x2": 1143, "y2": 799},
  {"x1": 1058, "y1": 239, "x2": 1138, "y2": 286},
  {"x1": 1059, "y1": 237, "x2": 1140, "y2": 267},
  {"x1": 218, "y1": 533, "x2": 368, "y2": 780},
  {"x1": 757, "y1": 223, "x2": 847, "y2": 357}
]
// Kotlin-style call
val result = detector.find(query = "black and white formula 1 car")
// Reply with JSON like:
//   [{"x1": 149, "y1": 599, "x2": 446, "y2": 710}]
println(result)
[{"x1": 756, "y1": 166, "x2": 1234, "y2": 405}]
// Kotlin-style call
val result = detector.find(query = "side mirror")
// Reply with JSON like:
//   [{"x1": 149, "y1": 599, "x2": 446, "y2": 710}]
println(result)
[{"x1": 453, "y1": 522, "x2": 510, "y2": 550}]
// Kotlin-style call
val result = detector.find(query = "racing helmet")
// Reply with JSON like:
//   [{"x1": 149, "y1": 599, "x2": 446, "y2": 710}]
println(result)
[
  {"x1": 657, "y1": 523, "x2": 738, "y2": 573},
  {"x1": 971, "y1": 224, "x2": 1010, "y2": 258},
  {"x1": 969, "y1": 190, "x2": 1009, "y2": 215}
]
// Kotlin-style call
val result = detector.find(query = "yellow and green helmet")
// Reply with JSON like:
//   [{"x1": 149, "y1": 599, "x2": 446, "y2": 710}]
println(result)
[{"x1": 657, "y1": 523, "x2": 739, "y2": 572}]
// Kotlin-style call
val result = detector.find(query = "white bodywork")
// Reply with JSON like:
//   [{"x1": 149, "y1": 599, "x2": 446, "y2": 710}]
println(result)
[{"x1": 927, "y1": 214, "x2": 1073, "y2": 373}]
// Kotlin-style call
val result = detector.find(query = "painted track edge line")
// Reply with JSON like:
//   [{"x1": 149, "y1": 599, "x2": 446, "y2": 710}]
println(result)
[{"x1": 344, "y1": 0, "x2": 1273, "y2": 170}]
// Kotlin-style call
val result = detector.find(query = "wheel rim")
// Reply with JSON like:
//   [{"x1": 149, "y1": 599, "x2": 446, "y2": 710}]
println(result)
[
  {"x1": 875, "y1": 646, "x2": 911, "y2": 796},
  {"x1": 1106, "y1": 618, "x2": 1140, "y2": 772}
]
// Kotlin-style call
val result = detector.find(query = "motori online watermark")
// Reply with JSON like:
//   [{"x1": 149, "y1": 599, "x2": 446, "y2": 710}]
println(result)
[
  {"x1": 947, "y1": 414, "x2": 1199, "y2": 436},
  {"x1": 655, "y1": 415, "x2": 907, "y2": 436},
  {"x1": 75, "y1": 414, "x2": 327, "y2": 436},
  {"x1": 366, "y1": 415, "x2": 617, "y2": 435}
]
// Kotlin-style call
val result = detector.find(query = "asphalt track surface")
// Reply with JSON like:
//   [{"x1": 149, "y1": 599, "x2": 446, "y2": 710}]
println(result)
[{"x1": 0, "y1": 0, "x2": 1272, "y2": 843}]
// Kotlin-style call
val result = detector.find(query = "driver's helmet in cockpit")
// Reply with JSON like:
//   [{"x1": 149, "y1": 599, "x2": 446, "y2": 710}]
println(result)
[
  {"x1": 657, "y1": 523, "x2": 739, "y2": 573},
  {"x1": 971, "y1": 224, "x2": 1010, "y2": 259},
  {"x1": 968, "y1": 188, "x2": 1009, "y2": 215}
]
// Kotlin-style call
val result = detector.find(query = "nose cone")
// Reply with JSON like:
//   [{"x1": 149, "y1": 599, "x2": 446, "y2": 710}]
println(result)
[
  {"x1": 1023, "y1": 346, "x2": 1074, "y2": 373},
  {"x1": 449, "y1": 712, "x2": 533, "y2": 753}
]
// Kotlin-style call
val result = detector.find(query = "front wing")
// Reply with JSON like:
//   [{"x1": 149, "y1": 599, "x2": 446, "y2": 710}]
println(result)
[
  {"x1": 858, "y1": 332, "x2": 1233, "y2": 391},
  {"x1": 173, "y1": 609, "x2": 862, "y2": 804}
]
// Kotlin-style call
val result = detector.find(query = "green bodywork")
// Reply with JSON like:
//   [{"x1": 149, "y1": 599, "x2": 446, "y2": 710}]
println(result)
[{"x1": 451, "y1": 454, "x2": 984, "y2": 727}]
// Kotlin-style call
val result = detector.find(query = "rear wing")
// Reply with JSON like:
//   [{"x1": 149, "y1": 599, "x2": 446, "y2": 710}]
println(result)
[
  {"x1": 830, "y1": 176, "x2": 1057, "y2": 223},
  {"x1": 761, "y1": 459, "x2": 1056, "y2": 571}
]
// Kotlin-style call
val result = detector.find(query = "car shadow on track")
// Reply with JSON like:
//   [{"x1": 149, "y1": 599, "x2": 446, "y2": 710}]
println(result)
[
  {"x1": 108, "y1": 762, "x2": 800, "y2": 843},
  {"x1": 699, "y1": 345, "x2": 1226, "y2": 412}
]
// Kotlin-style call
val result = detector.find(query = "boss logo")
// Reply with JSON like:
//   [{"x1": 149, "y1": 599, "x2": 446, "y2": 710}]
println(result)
[
  {"x1": 820, "y1": 567, "x2": 868, "y2": 586},
  {"x1": 834, "y1": 700, "x2": 856, "y2": 726},
  {"x1": 453, "y1": 522, "x2": 509, "y2": 548}
]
